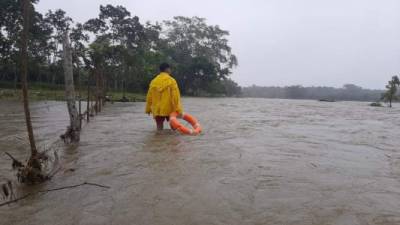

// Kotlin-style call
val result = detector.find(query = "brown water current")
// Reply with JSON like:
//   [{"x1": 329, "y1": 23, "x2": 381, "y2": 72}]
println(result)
[{"x1": 1, "y1": 98, "x2": 400, "y2": 225}]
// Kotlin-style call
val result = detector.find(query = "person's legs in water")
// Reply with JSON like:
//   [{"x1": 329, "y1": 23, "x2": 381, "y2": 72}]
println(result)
[
  {"x1": 154, "y1": 116, "x2": 169, "y2": 130},
  {"x1": 155, "y1": 116, "x2": 164, "y2": 130}
]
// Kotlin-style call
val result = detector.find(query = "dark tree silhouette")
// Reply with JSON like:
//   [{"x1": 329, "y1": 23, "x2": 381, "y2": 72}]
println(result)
[{"x1": 382, "y1": 76, "x2": 400, "y2": 107}]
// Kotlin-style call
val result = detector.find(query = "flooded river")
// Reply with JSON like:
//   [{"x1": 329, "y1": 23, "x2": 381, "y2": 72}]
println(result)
[{"x1": 1, "y1": 98, "x2": 400, "y2": 225}]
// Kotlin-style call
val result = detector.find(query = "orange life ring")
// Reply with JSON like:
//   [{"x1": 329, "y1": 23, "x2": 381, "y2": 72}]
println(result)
[{"x1": 169, "y1": 112, "x2": 202, "y2": 135}]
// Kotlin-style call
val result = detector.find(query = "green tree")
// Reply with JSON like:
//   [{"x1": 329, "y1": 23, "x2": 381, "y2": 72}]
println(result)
[
  {"x1": 163, "y1": 16, "x2": 238, "y2": 95},
  {"x1": 0, "y1": 0, "x2": 47, "y2": 87},
  {"x1": 70, "y1": 23, "x2": 89, "y2": 122},
  {"x1": 382, "y1": 76, "x2": 400, "y2": 107},
  {"x1": 84, "y1": 4, "x2": 147, "y2": 97},
  {"x1": 1, "y1": 3, "x2": 241, "y2": 98},
  {"x1": 44, "y1": 9, "x2": 73, "y2": 85},
  {"x1": 15, "y1": 0, "x2": 48, "y2": 183}
]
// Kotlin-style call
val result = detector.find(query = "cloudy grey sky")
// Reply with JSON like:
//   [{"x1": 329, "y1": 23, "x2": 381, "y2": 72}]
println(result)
[{"x1": 36, "y1": 0, "x2": 400, "y2": 89}]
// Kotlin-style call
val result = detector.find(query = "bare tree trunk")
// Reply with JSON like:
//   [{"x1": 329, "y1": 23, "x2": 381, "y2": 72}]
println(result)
[
  {"x1": 38, "y1": 64, "x2": 41, "y2": 84},
  {"x1": 123, "y1": 79, "x2": 126, "y2": 98},
  {"x1": 99, "y1": 69, "x2": 104, "y2": 110},
  {"x1": 95, "y1": 70, "x2": 100, "y2": 113},
  {"x1": 91, "y1": 89, "x2": 95, "y2": 115},
  {"x1": 14, "y1": 63, "x2": 18, "y2": 93},
  {"x1": 98, "y1": 70, "x2": 102, "y2": 112},
  {"x1": 114, "y1": 76, "x2": 117, "y2": 91},
  {"x1": 21, "y1": 0, "x2": 40, "y2": 170},
  {"x1": 62, "y1": 32, "x2": 80, "y2": 143},
  {"x1": 77, "y1": 63, "x2": 82, "y2": 129},
  {"x1": 122, "y1": 61, "x2": 127, "y2": 99},
  {"x1": 102, "y1": 77, "x2": 104, "y2": 107},
  {"x1": 86, "y1": 72, "x2": 90, "y2": 122}
]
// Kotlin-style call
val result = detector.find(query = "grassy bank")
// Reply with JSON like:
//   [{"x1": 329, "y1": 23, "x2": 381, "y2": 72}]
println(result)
[{"x1": 0, "y1": 88, "x2": 146, "y2": 102}]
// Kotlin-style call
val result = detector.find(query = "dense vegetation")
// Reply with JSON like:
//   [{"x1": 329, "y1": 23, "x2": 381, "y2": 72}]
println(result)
[
  {"x1": 242, "y1": 84, "x2": 384, "y2": 102},
  {"x1": 0, "y1": 1, "x2": 241, "y2": 97}
]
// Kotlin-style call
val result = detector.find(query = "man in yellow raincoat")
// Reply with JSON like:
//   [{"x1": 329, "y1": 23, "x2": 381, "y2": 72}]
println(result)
[{"x1": 145, "y1": 63, "x2": 183, "y2": 130}]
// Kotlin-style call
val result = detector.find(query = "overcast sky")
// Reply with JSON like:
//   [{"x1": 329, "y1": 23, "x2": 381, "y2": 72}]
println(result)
[{"x1": 36, "y1": 0, "x2": 400, "y2": 89}]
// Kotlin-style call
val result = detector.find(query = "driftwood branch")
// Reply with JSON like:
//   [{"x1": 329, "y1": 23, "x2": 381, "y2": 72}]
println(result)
[
  {"x1": 0, "y1": 181, "x2": 110, "y2": 207},
  {"x1": 5, "y1": 152, "x2": 24, "y2": 169},
  {"x1": 0, "y1": 192, "x2": 32, "y2": 207}
]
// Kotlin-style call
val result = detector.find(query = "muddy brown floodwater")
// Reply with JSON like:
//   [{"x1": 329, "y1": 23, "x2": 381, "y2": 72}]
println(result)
[{"x1": 1, "y1": 98, "x2": 400, "y2": 225}]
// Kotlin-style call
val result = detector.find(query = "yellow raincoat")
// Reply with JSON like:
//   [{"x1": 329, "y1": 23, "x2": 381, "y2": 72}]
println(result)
[{"x1": 145, "y1": 72, "x2": 183, "y2": 116}]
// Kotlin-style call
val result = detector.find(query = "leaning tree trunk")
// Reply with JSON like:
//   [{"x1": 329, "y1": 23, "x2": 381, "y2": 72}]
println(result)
[
  {"x1": 61, "y1": 32, "x2": 80, "y2": 143},
  {"x1": 20, "y1": 0, "x2": 41, "y2": 170}
]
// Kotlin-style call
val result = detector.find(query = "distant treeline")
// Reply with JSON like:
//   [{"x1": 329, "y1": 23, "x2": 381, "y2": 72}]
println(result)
[
  {"x1": 0, "y1": 1, "x2": 240, "y2": 96},
  {"x1": 241, "y1": 84, "x2": 384, "y2": 101}
]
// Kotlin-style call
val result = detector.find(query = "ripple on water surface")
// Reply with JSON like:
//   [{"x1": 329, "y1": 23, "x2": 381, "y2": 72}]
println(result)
[{"x1": 1, "y1": 98, "x2": 400, "y2": 225}]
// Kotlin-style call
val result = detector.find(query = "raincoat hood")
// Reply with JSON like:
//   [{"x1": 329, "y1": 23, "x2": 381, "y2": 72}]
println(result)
[{"x1": 150, "y1": 72, "x2": 175, "y2": 92}]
